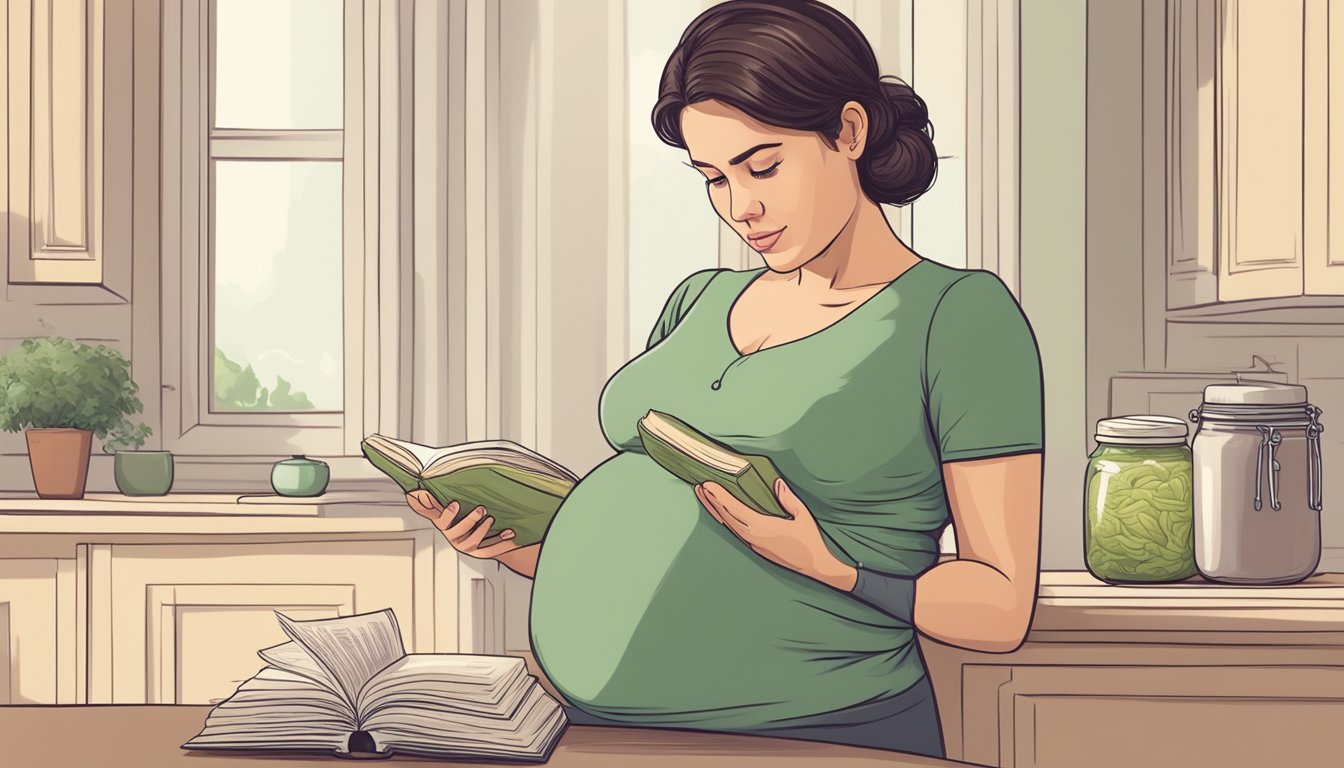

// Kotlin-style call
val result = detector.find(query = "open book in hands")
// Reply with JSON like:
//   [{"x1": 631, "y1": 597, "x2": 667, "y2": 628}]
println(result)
[
  {"x1": 637, "y1": 409, "x2": 792, "y2": 519},
  {"x1": 361, "y1": 434, "x2": 580, "y2": 547},
  {"x1": 181, "y1": 609, "x2": 567, "y2": 761}
]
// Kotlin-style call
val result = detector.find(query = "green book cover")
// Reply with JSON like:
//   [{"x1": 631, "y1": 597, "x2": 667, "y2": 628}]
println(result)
[
  {"x1": 636, "y1": 410, "x2": 792, "y2": 519},
  {"x1": 360, "y1": 435, "x2": 577, "y2": 548}
]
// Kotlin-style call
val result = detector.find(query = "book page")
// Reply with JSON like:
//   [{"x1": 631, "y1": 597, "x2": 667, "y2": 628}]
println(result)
[
  {"x1": 276, "y1": 609, "x2": 406, "y2": 712},
  {"x1": 642, "y1": 411, "x2": 745, "y2": 473},
  {"x1": 258, "y1": 640, "x2": 341, "y2": 695},
  {"x1": 355, "y1": 654, "x2": 527, "y2": 718},
  {"x1": 181, "y1": 667, "x2": 353, "y2": 752}
]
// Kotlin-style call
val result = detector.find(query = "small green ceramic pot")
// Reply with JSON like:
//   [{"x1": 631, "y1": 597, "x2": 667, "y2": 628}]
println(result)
[
  {"x1": 271, "y1": 455, "x2": 330, "y2": 496},
  {"x1": 113, "y1": 451, "x2": 175, "y2": 496}
]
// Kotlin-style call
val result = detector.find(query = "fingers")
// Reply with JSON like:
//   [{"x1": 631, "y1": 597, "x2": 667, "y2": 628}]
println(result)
[
  {"x1": 695, "y1": 484, "x2": 724, "y2": 526},
  {"x1": 703, "y1": 483, "x2": 753, "y2": 531},
  {"x1": 407, "y1": 491, "x2": 451, "y2": 525},
  {"x1": 454, "y1": 510, "x2": 497, "y2": 551},
  {"x1": 697, "y1": 483, "x2": 751, "y2": 534},
  {"x1": 473, "y1": 532, "x2": 520, "y2": 559},
  {"x1": 406, "y1": 490, "x2": 435, "y2": 517},
  {"x1": 445, "y1": 504, "x2": 490, "y2": 538}
]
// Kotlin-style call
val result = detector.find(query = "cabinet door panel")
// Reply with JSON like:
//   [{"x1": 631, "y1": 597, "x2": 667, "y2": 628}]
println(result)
[
  {"x1": 1167, "y1": 0, "x2": 1218, "y2": 308},
  {"x1": 104, "y1": 539, "x2": 419, "y2": 704},
  {"x1": 1216, "y1": 0, "x2": 1305, "y2": 301},
  {"x1": 962, "y1": 664, "x2": 1344, "y2": 768},
  {"x1": 0, "y1": 559, "x2": 61, "y2": 705},
  {"x1": 1309, "y1": 0, "x2": 1344, "y2": 293},
  {"x1": 145, "y1": 583, "x2": 353, "y2": 704}
]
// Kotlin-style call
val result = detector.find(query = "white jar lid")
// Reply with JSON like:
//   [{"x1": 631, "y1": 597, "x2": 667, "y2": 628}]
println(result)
[
  {"x1": 1203, "y1": 380, "x2": 1307, "y2": 406},
  {"x1": 1096, "y1": 415, "x2": 1189, "y2": 444}
]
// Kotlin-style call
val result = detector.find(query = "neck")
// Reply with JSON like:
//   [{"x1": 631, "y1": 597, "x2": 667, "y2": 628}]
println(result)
[{"x1": 787, "y1": 199, "x2": 921, "y2": 292}]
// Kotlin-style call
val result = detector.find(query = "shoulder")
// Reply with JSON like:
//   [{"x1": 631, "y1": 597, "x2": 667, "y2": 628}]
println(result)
[
  {"x1": 656, "y1": 267, "x2": 732, "y2": 319},
  {"x1": 926, "y1": 267, "x2": 1021, "y2": 323},
  {"x1": 923, "y1": 266, "x2": 1038, "y2": 366},
  {"x1": 670, "y1": 267, "x2": 730, "y2": 298}
]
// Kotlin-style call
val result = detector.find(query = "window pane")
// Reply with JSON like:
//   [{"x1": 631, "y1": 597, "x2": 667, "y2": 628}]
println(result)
[
  {"x1": 215, "y1": 0, "x2": 343, "y2": 129},
  {"x1": 213, "y1": 161, "x2": 343, "y2": 412}
]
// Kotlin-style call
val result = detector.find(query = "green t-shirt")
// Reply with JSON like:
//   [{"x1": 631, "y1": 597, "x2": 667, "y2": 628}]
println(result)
[{"x1": 529, "y1": 258, "x2": 1043, "y2": 730}]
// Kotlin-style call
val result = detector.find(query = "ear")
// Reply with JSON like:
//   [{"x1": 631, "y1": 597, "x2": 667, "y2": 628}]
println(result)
[{"x1": 837, "y1": 100, "x2": 869, "y2": 159}]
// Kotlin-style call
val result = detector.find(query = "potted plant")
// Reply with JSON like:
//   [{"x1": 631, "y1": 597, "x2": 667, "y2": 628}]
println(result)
[
  {"x1": 0, "y1": 337, "x2": 148, "y2": 499},
  {"x1": 103, "y1": 419, "x2": 172, "y2": 496}
]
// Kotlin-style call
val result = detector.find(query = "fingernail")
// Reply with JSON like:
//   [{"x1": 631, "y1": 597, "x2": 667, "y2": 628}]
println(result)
[
  {"x1": 502, "y1": 530, "x2": 515, "y2": 539},
  {"x1": 448, "y1": 501, "x2": 459, "y2": 511}
]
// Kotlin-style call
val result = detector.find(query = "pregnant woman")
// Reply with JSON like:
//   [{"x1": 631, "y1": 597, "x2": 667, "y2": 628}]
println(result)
[{"x1": 407, "y1": 0, "x2": 1044, "y2": 758}]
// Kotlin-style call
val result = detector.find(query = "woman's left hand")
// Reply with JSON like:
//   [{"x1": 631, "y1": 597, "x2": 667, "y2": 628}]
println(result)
[{"x1": 695, "y1": 478, "x2": 857, "y2": 591}]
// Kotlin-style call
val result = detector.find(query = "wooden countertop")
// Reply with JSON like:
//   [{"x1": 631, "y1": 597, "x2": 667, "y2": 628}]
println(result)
[
  {"x1": 0, "y1": 491, "x2": 421, "y2": 533},
  {"x1": 1026, "y1": 569, "x2": 1344, "y2": 637},
  {"x1": 0, "y1": 705, "x2": 976, "y2": 767}
]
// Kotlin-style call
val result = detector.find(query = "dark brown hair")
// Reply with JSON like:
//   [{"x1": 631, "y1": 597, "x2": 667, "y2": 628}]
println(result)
[{"x1": 652, "y1": 0, "x2": 937, "y2": 206}]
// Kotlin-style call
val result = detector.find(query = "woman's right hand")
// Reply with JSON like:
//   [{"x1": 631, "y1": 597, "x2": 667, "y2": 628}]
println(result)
[{"x1": 406, "y1": 490, "x2": 521, "y2": 560}]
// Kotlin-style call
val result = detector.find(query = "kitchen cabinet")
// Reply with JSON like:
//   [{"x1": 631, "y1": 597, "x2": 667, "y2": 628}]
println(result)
[
  {"x1": 1167, "y1": 0, "x2": 1344, "y2": 308},
  {"x1": 1, "y1": 0, "x2": 132, "y2": 302},
  {"x1": 0, "y1": 492, "x2": 500, "y2": 706},
  {"x1": 923, "y1": 570, "x2": 1344, "y2": 768}
]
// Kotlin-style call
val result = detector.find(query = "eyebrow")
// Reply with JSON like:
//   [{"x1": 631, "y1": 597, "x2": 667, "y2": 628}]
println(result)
[{"x1": 687, "y1": 142, "x2": 782, "y2": 169}]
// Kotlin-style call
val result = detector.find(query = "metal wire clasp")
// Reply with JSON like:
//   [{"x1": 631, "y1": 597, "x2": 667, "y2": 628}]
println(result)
[
  {"x1": 1254, "y1": 425, "x2": 1283, "y2": 511},
  {"x1": 1307, "y1": 406, "x2": 1325, "y2": 513}
]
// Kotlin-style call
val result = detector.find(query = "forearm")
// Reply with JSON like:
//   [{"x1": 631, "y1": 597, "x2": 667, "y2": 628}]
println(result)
[
  {"x1": 912, "y1": 558, "x2": 1033, "y2": 653},
  {"x1": 496, "y1": 544, "x2": 541, "y2": 579},
  {"x1": 816, "y1": 556, "x2": 1032, "y2": 653}
]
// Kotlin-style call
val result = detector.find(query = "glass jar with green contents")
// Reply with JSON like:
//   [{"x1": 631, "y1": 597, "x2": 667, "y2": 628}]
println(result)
[{"x1": 1084, "y1": 416, "x2": 1197, "y2": 584}]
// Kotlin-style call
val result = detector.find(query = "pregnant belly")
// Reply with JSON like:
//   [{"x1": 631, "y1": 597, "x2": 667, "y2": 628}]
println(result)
[{"x1": 528, "y1": 451, "x2": 918, "y2": 729}]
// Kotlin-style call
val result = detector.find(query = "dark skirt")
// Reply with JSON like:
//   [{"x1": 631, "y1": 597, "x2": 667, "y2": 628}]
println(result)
[{"x1": 560, "y1": 673, "x2": 947, "y2": 759}]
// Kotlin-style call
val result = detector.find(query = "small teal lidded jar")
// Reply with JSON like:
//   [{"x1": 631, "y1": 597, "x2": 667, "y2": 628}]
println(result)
[
  {"x1": 271, "y1": 455, "x2": 330, "y2": 497},
  {"x1": 1084, "y1": 416, "x2": 1197, "y2": 584}
]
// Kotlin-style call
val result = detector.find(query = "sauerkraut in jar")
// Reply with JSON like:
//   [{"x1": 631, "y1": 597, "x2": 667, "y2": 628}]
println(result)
[{"x1": 1084, "y1": 416, "x2": 1197, "y2": 584}]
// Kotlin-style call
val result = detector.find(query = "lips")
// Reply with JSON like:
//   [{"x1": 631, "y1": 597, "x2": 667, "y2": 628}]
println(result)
[{"x1": 747, "y1": 227, "x2": 784, "y2": 252}]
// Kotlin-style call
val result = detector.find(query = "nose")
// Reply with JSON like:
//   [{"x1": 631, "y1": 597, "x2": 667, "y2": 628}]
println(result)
[{"x1": 729, "y1": 186, "x2": 763, "y2": 225}]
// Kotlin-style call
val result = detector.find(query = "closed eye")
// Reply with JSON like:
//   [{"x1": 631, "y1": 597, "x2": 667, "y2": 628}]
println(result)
[{"x1": 705, "y1": 160, "x2": 782, "y2": 188}]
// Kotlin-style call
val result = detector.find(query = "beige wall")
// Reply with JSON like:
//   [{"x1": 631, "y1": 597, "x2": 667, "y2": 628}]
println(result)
[{"x1": 1021, "y1": 0, "x2": 1087, "y2": 570}]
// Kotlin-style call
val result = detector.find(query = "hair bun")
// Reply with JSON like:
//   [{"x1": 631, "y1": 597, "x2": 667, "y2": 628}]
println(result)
[{"x1": 860, "y1": 78, "x2": 936, "y2": 207}]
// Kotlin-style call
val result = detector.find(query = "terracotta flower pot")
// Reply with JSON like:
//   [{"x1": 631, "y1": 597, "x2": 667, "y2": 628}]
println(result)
[{"x1": 25, "y1": 428, "x2": 93, "y2": 499}]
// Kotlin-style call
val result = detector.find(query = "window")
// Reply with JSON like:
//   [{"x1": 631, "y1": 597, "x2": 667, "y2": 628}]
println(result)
[
  {"x1": 162, "y1": 0, "x2": 369, "y2": 457},
  {"x1": 211, "y1": 0, "x2": 344, "y2": 413}
]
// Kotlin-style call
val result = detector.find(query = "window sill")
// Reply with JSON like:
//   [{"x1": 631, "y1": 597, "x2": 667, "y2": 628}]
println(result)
[
  {"x1": 0, "y1": 489, "x2": 405, "y2": 516},
  {"x1": 0, "y1": 489, "x2": 419, "y2": 535},
  {"x1": 0, "y1": 453, "x2": 392, "y2": 494}
]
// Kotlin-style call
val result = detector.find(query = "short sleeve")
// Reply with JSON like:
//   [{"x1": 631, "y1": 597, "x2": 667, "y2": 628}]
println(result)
[
  {"x1": 645, "y1": 268, "x2": 725, "y2": 351},
  {"x1": 923, "y1": 271, "x2": 1044, "y2": 462}
]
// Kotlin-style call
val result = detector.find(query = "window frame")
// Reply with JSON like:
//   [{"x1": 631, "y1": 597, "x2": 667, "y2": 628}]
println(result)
[{"x1": 162, "y1": 0, "x2": 369, "y2": 457}]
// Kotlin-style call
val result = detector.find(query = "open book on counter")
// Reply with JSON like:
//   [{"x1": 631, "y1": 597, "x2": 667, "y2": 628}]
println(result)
[{"x1": 181, "y1": 609, "x2": 567, "y2": 761}]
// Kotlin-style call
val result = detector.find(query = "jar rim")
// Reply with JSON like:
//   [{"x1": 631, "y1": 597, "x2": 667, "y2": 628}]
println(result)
[{"x1": 1094, "y1": 436, "x2": 1189, "y2": 447}]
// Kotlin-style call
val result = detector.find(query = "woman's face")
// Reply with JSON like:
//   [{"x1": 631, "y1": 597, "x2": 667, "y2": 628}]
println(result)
[{"x1": 680, "y1": 99, "x2": 863, "y2": 273}]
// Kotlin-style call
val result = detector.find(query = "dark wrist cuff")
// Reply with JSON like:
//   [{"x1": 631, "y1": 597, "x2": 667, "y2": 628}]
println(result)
[{"x1": 850, "y1": 565, "x2": 917, "y2": 625}]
